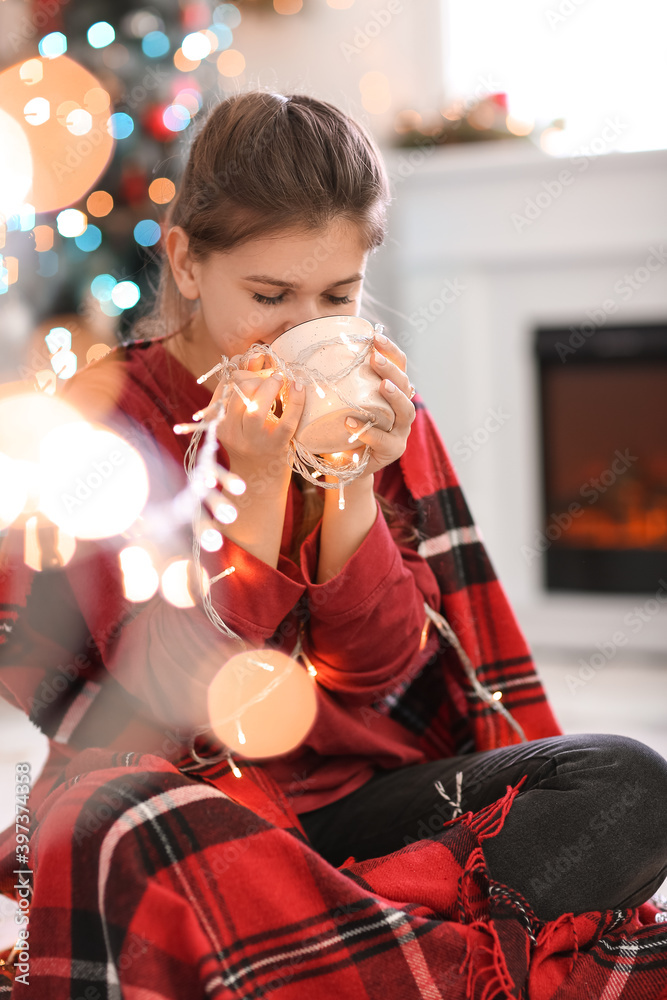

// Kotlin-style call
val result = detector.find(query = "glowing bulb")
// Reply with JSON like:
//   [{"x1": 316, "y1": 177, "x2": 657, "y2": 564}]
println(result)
[
  {"x1": 119, "y1": 545, "x2": 159, "y2": 602},
  {"x1": 38, "y1": 423, "x2": 149, "y2": 539},
  {"x1": 50, "y1": 348, "x2": 77, "y2": 380},
  {"x1": 352, "y1": 453, "x2": 359, "y2": 464},
  {"x1": 24, "y1": 97, "x2": 50, "y2": 126},
  {"x1": 230, "y1": 762, "x2": 242, "y2": 778},
  {"x1": 492, "y1": 690, "x2": 503, "y2": 701},
  {"x1": 225, "y1": 475, "x2": 246, "y2": 496},
  {"x1": 182, "y1": 31, "x2": 212, "y2": 61},
  {"x1": 314, "y1": 383, "x2": 326, "y2": 399},
  {"x1": 200, "y1": 528, "x2": 223, "y2": 552},
  {"x1": 56, "y1": 209, "x2": 87, "y2": 237},
  {"x1": 207, "y1": 648, "x2": 318, "y2": 758},
  {"x1": 45, "y1": 326, "x2": 71, "y2": 353},
  {"x1": 160, "y1": 559, "x2": 209, "y2": 608},
  {"x1": 213, "y1": 500, "x2": 237, "y2": 525}
]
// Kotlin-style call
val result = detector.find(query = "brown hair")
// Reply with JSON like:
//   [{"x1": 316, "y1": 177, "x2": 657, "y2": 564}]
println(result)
[
  {"x1": 140, "y1": 89, "x2": 416, "y2": 547},
  {"x1": 138, "y1": 89, "x2": 392, "y2": 338}
]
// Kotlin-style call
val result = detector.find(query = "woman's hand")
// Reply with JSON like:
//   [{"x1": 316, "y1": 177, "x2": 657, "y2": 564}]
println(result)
[
  {"x1": 343, "y1": 331, "x2": 416, "y2": 478},
  {"x1": 200, "y1": 354, "x2": 306, "y2": 490},
  {"x1": 194, "y1": 354, "x2": 306, "y2": 568}
]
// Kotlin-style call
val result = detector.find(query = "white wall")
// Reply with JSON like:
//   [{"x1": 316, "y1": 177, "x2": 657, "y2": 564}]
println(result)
[{"x1": 226, "y1": 0, "x2": 445, "y2": 143}]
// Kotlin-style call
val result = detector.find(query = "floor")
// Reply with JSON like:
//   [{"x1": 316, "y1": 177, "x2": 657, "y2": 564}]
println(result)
[{"x1": 1, "y1": 650, "x2": 666, "y2": 949}]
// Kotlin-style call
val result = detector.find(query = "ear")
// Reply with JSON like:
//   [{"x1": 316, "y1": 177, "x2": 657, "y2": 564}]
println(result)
[{"x1": 165, "y1": 226, "x2": 200, "y2": 301}]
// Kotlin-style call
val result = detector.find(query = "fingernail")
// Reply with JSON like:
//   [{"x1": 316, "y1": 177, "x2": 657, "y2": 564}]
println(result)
[
  {"x1": 374, "y1": 332, "x2": 388, "y2": 344},
  {"x1": 374, "y1": 351, "x2": 386, "y2": 365},
  {"x1": 271, "y1": 371, "x2": 284, "y2": 382},
  {"x1": 345, "y1": 417, "x2": 359, "y2": 428},
  {"x1": 294, "y1": 380, "x2": 304, "y2": 392},
  {"x1": 249, "y1": 352, "x2": 262, "y2": 363},
  {"x1": 384, "y1": 380, "x2": 396, "y2": 393}
]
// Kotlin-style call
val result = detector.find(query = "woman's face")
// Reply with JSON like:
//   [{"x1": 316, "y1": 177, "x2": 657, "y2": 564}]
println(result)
[{"x1": 168, "y1": 217, "x2": 371, "y2": 361}]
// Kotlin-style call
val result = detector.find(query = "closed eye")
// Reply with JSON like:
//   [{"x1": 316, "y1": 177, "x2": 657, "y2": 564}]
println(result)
[{"x1": 252, "y1": 292, "x2": 354, "y2": 307}]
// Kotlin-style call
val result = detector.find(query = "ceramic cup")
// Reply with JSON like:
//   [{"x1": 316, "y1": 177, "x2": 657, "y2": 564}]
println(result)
[{"x1": 268, "y1": 315, "x2": 394, "y2": 454}]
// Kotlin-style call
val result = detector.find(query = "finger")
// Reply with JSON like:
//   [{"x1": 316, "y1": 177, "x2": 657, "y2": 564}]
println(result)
[
  {"x1": 370, "y1": 349, "x2": 411, "y2": 396},
  {"x1": 378, "y1": 378, "x2": 416, "y2": 423},
  {"x1": 274, "y1": 377, "x2": 306, "y2": 436},
  {"x1": 236, "y1": 371, "x2": 285, "y2": 422},
  {"x1": 246, "y1": 351, "x2": 267, "y2": 373},
  {"x1": 373, "y1": 332, "x2": 407, "y2": 373}
]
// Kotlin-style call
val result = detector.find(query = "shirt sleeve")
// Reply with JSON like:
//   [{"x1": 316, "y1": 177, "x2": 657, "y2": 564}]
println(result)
[{"x1": 298, "y1": 501, "x2": 442, "y2": 702}]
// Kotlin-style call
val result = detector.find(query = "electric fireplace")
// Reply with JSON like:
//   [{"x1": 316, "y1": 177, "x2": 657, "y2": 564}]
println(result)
[{"x1": 535, "y1": 323, "x2": 667, "y2": 594}]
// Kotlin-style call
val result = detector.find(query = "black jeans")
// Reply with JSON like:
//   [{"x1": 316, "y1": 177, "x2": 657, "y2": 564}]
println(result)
[{"x1": 299, "y1": 734, "x2": 667, "y2": 922}]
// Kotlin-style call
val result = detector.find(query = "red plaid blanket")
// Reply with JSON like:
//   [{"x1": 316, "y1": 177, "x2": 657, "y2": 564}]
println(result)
[
  {"x1": 1, "y1": 342, "x2": 666, "y2": 996},
  {"x1": 4, "y1": 747, "x2": 667, "y2": 999}
]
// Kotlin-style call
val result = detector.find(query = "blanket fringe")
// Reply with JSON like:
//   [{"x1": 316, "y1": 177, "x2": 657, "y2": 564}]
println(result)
[
  {"x1": 467, "y1": 776, "x2": 526, "y2": 844},
  {"x1": 462, "y1": 921, "x2": 518, "y2": 1000}
]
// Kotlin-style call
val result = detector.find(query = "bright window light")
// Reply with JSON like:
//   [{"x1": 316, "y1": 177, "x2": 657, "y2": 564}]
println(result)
[{"x1": 442, "y1": 0, "x2": 667, "y2": 155}]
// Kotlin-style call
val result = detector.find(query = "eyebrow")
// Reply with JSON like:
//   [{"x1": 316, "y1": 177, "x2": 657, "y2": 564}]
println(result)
[{"x1": 242, "y1": 272, "x2": 364, "y2": 290}]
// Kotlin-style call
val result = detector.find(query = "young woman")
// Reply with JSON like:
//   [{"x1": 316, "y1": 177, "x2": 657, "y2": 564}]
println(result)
[{"x1": 1, "y1": 91, "x2": 666, "y2": 996}]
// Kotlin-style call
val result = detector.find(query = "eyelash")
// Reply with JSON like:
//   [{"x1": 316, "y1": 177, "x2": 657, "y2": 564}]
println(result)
[{"x1": 252, "y1": 292, "x2": 354, "y2": 307}]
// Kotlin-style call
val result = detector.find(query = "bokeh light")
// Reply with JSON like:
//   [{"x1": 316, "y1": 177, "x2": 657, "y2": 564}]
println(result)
[
  {"x1": 86, "y1": 343, "x2": 112, "y2": 363},
  {"x1": 160, "y1": 558, "x2": 209, "y2": 608},
  {"x1": 213, "y1": 3, "x2": 242, "y2": 28},
  {"x1": 175, "y1": 88, "x2": 202, "y2": 115},
  {"x1": 216, "y1": 49, "x2": 245, "y2": 77},
  {"x1": 127, "y1": 11, "x2": 161, "y2": 37},
  {"x1": 0, "y1": 392, "x2": 82, "y2": 469},
  {"x1": 74, "y1": 224, "x2": 102, "y2": 252},
  {"x1": 24, "y1": 515, "x2": 76, "y2": 572},
  {"x1": 107, "y1": 112, "x2": 134, "y2": 139},
  {"x1": 0, "y1": 56, "x2": 114, "y2": 213},
  {"x1": 119, "y1": 545, "x2": 159, "y2": 602},
  {"x1": 56, "y1": 208, "x2": 87, "y2": 237},
  {"x1": 163, "y1": 103, "x2": 190, "y2": 132},
  {"x1": 142, "y1": 30, "x2": 170, "y2": 58},
  {"x1": 33, "y1": 225, "x2": 53, "y2": 251},
  {"x1": 209, "y1": 23, "x2": 233, "y2": 50},
  {"x1": 90, "y1": 273, "x2": 117, "y2": 302},
  {"x1": 134, "y1": 219, "x2": 161, "y2": 246},
  {"x1": 182, "y1": 31, "x2": 212, "y2": 61},
  {"x1": 50, "y1": 348, "x2": 78, "y2": 379},
  {"x1": 66, "y1": 108, "x2": 93, "y2": 135},
  {"x1": 0, "y1": 108, "x2": 32, "y2": 219},
  {"x1": 148, "y1": 177, "x2": 175, "y2": 204},
  {"x1": 84, "y1": 87, "x2": 111, "y2": 114},
  {"x1": 86, "y1": 190, "x2": 113, "y2": 216},
  {"x1": 38, "y1": 33, "x2": 68, "y2": 59},
  {"x1": 0, "y1": 453, "x2": 28, "y2": 530},
  {"x1": 19, "y1": 59, "x2": 43, "y2": 85},
  {"x1": 207, "y1": 649, "x2": 318, "y2": 758},
  {"x1": 45, "y1": 326, "x2": 71, "y2": 353},
  {"x1": 274, "y1": 0, "x2": 303, "y2": 13},
  {"x1": 23, "y1": 97, "x2": 50, "y2": 126},
  {"x1": 87, "y1": 22, "x2": 116, "y2": 49},
  {"x1": 39, "y1": 423, "x2": 150, "y2": 539},
  {"x1": 174, "y1": 48, "x2": 200, "y2": 72},
  {"x1": 111, "y1": 280, "x2": 140, "y2": 310},
  {"x1": 200, "y1": 528, "x2": 223, "y2": 552}
]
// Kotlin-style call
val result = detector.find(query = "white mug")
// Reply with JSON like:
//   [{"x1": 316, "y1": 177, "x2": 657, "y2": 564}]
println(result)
[{"x1": 269, "y1": 315, "x2": 394, "y2": 454}]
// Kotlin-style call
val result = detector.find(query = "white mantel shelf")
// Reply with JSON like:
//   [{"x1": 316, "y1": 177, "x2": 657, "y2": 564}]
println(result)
[{"x1": 368, "y1": 141, "x2": 667, "y2": 656}]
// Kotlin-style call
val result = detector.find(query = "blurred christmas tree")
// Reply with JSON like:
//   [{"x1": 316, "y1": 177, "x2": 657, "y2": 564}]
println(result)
[{"x1": 0, "y1": 0, "x2": 248, "y2": 386}]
